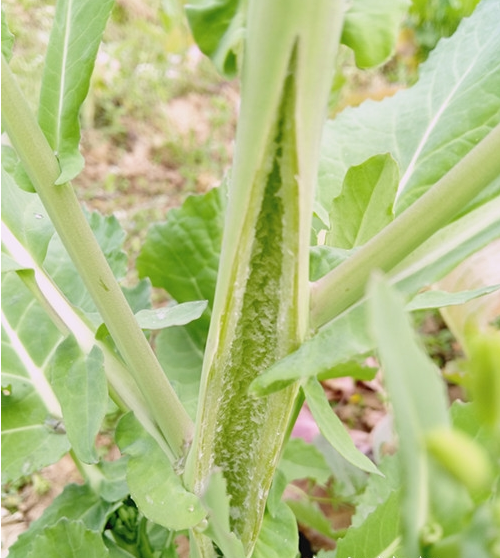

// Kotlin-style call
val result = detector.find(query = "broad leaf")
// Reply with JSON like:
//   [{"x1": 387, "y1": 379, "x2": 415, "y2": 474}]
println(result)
[
  {"x1": 49, "y1": 337, "x2": 108, "y2": 464},
  {"x1": 1, "y1": 168, "x2": 53, "y2": 266},
  {"x1": 137, "y1": 186, "x2": 225, "y2": 339},
  {"x1": 26, "y1": 518, "x2": 109, "y2": 558},
  {"x1": 335, "y1": 490, "x2": 402, "y2": 558},
  {"x1": 302, "y1": 377, "x2": 380, "y2": 475},
  {"x1": 319, "y1": 0, "x2": 500, "y2": 215},
  {"x1": 1, "y1": 277, "x2": 70, "y2": 484},
  {"x1": 326, "y1": 153, "x2": 399, "y2": 248},
  {"x1": 286, "y1": 498, "x2": 338, "y2": 540},
  {"x1": 115, "y1": 413, "x2": 205, "y2": 530},
  {"x1": 38, "y1": 0, "x2": 114, "y2": 183},
  {"x1": 252, "y1": 501, "x2": 298, "y2": 558},
  {"x1": 8, "y1": 483, "x2": 116, "y2": 558},
  {"x1": 279, "y1": 437, "x2": 331, "y2": 485},
  {"x1": 367, "y1": 273, "x2": 449, "y2": 555},
  {"x1": 155, "y1": 325, "x2": 204, "y2": 420},
  {"x1": 341, "y1": 0, "x2": 410, "y2": 68},
  {"x1": 2, "y1": 182, "x2": 149, "y2": 482}
]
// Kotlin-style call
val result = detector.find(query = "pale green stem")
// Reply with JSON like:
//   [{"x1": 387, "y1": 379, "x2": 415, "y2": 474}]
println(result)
[
  {"x1": 1, "y1": 55, "x2": 193, "y2": 460},
  {"x1": 310, "y1": 122, "x2": 500, "y2": 329}
]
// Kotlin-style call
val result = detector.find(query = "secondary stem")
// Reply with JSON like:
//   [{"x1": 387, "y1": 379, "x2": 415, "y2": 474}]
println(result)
[
  {"x1": 310, "y1": 122, "x2": 500, "y2": 329},
  {"x1": 2, "y1": 55, "x2": 193, "y2": 460}
]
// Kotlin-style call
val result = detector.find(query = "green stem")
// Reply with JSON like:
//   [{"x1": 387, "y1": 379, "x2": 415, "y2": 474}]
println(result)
[
  {"x1": 1, "y1": 55, "x2": 193, "y2": 460},
  {"x1": 310, "y1": 123, "x2": 500, "y2": 329}
]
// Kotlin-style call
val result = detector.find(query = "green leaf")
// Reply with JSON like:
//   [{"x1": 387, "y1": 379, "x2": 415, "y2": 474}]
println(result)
[
  {"x1": 1, "y1": 7, "x2": 14, "y2": 62},
  {"x1": 249, "y1": 305, "x2": 374, "y2": 396},
  {"x1": 341, "y1": 0, "x2": 410, "y2": 68},
  {"x1": 8, "y1": 483, "x2": 115, "y2": 558},
  {"x1": 186, "y1": 0, "x2": 245, "y2": 78},
  {"x1": 155, "y1": 325, "x2": 204, "y2": 420},
  {"x1": 26, "y1": 518, "x2": 109, "y2": 558},
  {"x1": 335, "y1": 489, "x2": 402, "y2": 558},
  {"x1": 252, "y1": 501, "x2": 298, "y2": 558},
  {"x1": 326, "y1": 153, "x2": 399, "y2": 249},
  {"x1": 319, "y1": 0, "x2": 500, "y2": 215},
  {"x1": 43, "y1": 210, "x2": 129, "y2": 316},
  {"x1": 1, "y1": 167, "x2": 54, "y2": 266},
  {"x1": 137, "y1": 187, "x2": 225, "y2": 338},
  {"x1": 309, "y1": 245, "x2": 351, "y2": 281},
  {"x1": 286, "y1": 498, "x2": 338, "y2": 541},
  {"x1": 349, "y1": 454, "x2": 401, "y2": 528},
  {"x1": 49, "y1": 336, "x2": 108, "y2": 464},
  {"x1": 279, "y1": 437, "x2": 331, "y2": 485},
  {"x1": 134, "y1": 300, "x2": 207, "y2": 330},
  {"x1": 406, "y1": 284, "x2": 500, "y2": 311},
  {"x1": 38, "y1": 0, "x2": 114, "y2": 184},
  {"x1": 367, "y1": 273, "x2": 449, "y2": 555},
  {"x1": 302, "y1": 378, "x2": 380, "y2": 475},
  {"x1": 115, "y1": 413, "x2": 205, "y2": 531},
  {"x1": 1, "y1": 278, "x2": 70, "y2": 484}
]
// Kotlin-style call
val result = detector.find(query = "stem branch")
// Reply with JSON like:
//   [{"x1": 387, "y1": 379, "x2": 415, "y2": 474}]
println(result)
[{"x1": 310, "y1": 123, "x2": 500, "y2": 328}]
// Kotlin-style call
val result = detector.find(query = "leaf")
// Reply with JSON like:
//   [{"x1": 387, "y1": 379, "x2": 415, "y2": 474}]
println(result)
[
  {"x1": 155, "y1": 325, "x2": 205, "y2": 420},
  {"x1": 137, "y1": 187, "x2": 225, "y2": 338},
  {"x1": 302, "y1": 378, "x2": 380, "y2": 475},
  {"x1": 1, "y1": 167, "x2": 54, "y2": 266},
  {"x1": 341, "y1": 0, "x2": 410, "y2": 68},
  {"x1": 349, "y1": 454, "x2": 401, "y2": 528},
  {"x1": 1, "y1": 279, "x2": 70, "y2": 484},
  {"x1": 26, "y1": 518, "x2": 109, "y2": 558},
  {"x1": 115, "y1": 413, "x2": 205, "y2": 531},
  {"x1": 1, "y1": 7, "x2": 14, "y2": 62},
  {"x1": 134, "y1": 300, "x2": 207, "y2": 330},
  {"x1": 309, "y1": 245, "x2": 352, "y2": 281},
  {"x1": 318, "y1": 0, "x2": 500, "y2": 215},
  {"x1": 186, "y1": 0, "x2": 245, "y2": 78},
  {"x1": 38, "y1": 0, "x2": 114, "y2": 184},
  {"x1": 1, "y1": 202, "x2": 148, "y2": 482},
  {"x1": 286, "y1": 499, "x2": 338, "y2": 541},
  {"x1": 279, "y1": 437, "x2": 331, "y2": 485},
  {"x1": 326, "y1": 153, "x2": 399, "y2": 249},
  {"x1": 49, "y1": 336, "x2": 108, "y2": 464},
  {"x1": 8, "y1": 483, "x2": 115, "y2": 558},
  {"x1": 249, "y1": 305, "x2": 374, "y2": 396},
  {"x1": 406, "y1": 284, "x2": 500, "y2": 311},
  {"x1": 367, "y1": 273, "x2": 449, "y2": 555},
  {"x1": 335, "y1": 489, "x2": 402, "y2": 558},
  {"x1": 252, "y1": 501, "x2": 298, "y2": 558}
]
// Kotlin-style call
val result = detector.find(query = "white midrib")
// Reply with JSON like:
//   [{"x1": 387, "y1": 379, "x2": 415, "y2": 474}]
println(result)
[
  {"x1": 1, "y1": 310, "x2": 62, "y2": 417},
  {"x1": 396, "y1": 56, "x2": 476, "y2": 201},
  {"x1": 55, "y1": 0, "x2": 73, "y2": 153}
]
